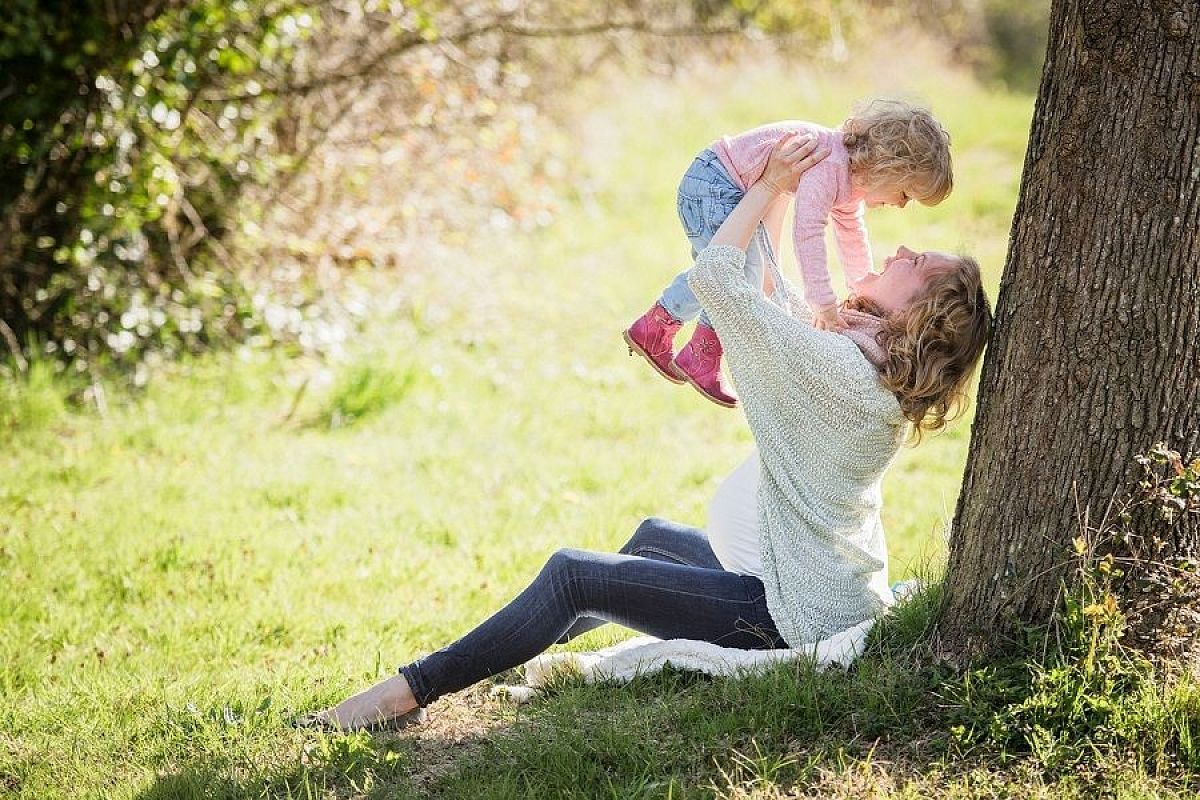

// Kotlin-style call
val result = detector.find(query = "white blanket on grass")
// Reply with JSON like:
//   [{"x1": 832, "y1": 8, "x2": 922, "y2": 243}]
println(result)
[
  {"x1": 491, "y1": 580, "x2": 922, "y2": 703},
  {"x1": 489, "y1": 592, "x2": 911, "y2": 705}
]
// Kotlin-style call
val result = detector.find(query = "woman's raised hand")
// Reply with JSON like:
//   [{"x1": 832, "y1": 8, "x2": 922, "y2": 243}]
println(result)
[
  {"x1": 707, "y1": 131, "x2": 829, "y2": 252},
  {"x1": 760, "y1": 133, "x2": 829, "y2": 196}
]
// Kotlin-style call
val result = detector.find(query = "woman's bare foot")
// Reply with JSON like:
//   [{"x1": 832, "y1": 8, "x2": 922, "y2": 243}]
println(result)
[{"x1": 312, "y1": 673, "x2": 421, "y2": 730}]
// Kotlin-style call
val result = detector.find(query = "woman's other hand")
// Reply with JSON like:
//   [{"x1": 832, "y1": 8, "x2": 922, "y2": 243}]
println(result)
[{"x1": 760, "y1": 133, "x2": 829, "y2": 196}]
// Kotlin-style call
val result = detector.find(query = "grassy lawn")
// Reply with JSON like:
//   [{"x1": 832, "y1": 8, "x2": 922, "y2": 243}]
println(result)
[{"x1": 9, "y1": 42, "x2": 1188, "y2": 800}]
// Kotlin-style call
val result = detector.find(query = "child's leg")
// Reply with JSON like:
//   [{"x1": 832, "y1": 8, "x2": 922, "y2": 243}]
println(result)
[
  {"x1": 675, "y1": 220, "x2": 772, "y2": 408},
  {"x1": 627, "y1": 152, "x2": 744, "y2": 383},
  {"x1": 657, "y1": 151, "x2": 744, "y2": 322},
  {"x1": 629, "y1": 150, "x2": 750, "y2": 391}
]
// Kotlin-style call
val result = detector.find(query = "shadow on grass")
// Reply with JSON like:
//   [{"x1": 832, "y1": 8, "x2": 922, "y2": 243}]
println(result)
[
  {"x1": 129, "y1": 668, "x2": 1196, "y2": 800},
  {"x1": 129, "y1": 596, "x2": 958, "y2": 799},
  {"x1": 133, "y1": 726, "x2": 497, "y2": 800},
  {"x1": 132, "y1": 685, "x2": 528, "y2": 800},
  {"x1": 131, "y1": 586, "x2": 1200, "y2": 799}
]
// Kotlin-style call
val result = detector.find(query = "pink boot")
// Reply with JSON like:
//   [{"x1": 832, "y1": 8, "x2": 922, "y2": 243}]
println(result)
[
  {"x1": 672, "y1": 325, "x2": 738, "y2": 408},
  {"x1": 623, "y1": 303, "x2": 685, "y2": 384}
]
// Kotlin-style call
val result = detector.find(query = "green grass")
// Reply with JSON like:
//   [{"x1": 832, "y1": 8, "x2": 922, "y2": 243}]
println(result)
[
  {"x1": 3, "y1": 41, "x2": 1193, "y2": 799},
  {"x1": 313, "y1": 360, "x2": 419, "y2": 429}
]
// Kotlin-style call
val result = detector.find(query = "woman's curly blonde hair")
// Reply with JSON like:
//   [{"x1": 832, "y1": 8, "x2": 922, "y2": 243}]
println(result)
[
  {"x1": 843, "y1": 98, "x2": 953, "y2": 205},
  {"x1": 846, "y1": 255, "x2": 992, "y2": 443}
]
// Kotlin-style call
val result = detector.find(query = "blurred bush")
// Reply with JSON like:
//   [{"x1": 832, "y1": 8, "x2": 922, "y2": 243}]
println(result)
[
  {"x1": 0, "y1": 1, "x2": 760, "y2": 383},
  {"x1": 879, "y1": 0, "x2": 1049, "y2": 90},
  {"x1": 1, "y1": 1, "x2": 316, "y2": 381},
  {"x1": 977, "y1": 0, "x2": 1050, "y2": 90}
]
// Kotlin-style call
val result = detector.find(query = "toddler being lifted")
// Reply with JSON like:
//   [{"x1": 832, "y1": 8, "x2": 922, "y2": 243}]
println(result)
[{"x1": 623, "y1": 99, "x2": 953, "y2": 407}]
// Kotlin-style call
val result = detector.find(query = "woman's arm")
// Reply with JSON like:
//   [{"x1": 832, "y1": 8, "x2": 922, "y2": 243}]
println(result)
[
  {"x1": 761, "y1": 197, "x2": 788, "y2": 296},
  {"x1": 698, "y1": 134, "x2": 828, "y2": 296}
]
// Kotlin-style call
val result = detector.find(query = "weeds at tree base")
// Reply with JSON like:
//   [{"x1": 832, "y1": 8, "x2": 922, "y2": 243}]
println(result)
[{"x1": 903, "y1": 444, "x2": 1200, "y2": 781}]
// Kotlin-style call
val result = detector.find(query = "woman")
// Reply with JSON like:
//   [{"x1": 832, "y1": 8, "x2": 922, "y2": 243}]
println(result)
[{"x1": 305, "y1": 135, "x2": 992, "y2": 731}]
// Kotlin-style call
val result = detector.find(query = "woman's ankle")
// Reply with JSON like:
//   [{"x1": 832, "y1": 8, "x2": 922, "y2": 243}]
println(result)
[
  {"x1": 331, "y1": 673, "x2": 418, "y2": 725},
  {"x1": 389, "y1": 674, "x2": 419, "y2": 715}
]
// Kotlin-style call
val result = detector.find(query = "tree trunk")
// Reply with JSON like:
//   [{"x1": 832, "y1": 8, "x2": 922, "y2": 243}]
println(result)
[{"x1": 937, "y1": 0, "x2": 1200, "y2": 659}]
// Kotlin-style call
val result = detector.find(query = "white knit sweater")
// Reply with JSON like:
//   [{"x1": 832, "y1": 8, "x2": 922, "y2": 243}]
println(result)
[{"x1": 689, "y1": 245, "x2": 905, "y2": 648}]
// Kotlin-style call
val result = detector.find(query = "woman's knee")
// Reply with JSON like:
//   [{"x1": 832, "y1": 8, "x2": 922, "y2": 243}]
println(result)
[
  {"x1": 539, "y1": 548, "x2": 609, "y2": 611},
  {"x1": 541, "y1": 547, "x2": 590, "y2": 582},
  {"x1": 621, "y1": 516, "x2": 672, "y2": 555}
]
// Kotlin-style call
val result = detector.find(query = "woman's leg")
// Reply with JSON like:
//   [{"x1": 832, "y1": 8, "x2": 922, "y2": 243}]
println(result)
[
  {"x1": 396, "y1": 542, "x2": 783, "y2": 711},
  {"x1": 556, "y1": 516, "x2": 722, "y2": 642},
  {"x1": 617, "y1": 516, "x2": 724, "y2": 568},
  {"x1": 312, "y1": 515, "x2": 739, "y2": 729}
]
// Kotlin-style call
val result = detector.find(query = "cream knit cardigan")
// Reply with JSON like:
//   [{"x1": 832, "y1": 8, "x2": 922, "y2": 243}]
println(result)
[{"x1": 689, "y1": 245, "x2": 905, "y2": 648}]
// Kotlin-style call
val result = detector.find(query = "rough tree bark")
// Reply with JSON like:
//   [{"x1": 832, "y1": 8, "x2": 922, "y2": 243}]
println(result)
[{"x1": 938, "y1": 0, "x2": 1200, "y2": 659}]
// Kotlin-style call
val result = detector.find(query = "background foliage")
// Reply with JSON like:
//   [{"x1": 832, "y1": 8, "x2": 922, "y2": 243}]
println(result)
[
  {"x1": 20, "y1": 4, "x2": 1198, "y2": 799},
  {"x1": 1, "y1": 0, "x2": 1047, "y2": 386},
  {"x1": 1, "y1": 1, "x2": 311, "y2": 379}
]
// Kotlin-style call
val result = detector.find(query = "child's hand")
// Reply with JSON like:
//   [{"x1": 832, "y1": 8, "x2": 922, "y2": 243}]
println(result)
[{"x1": 812, "y1": 306, "x2": 847, "y2": 332}]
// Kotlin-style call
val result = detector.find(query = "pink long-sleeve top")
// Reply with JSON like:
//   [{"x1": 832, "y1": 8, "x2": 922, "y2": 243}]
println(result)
[{"x1": 712, "y1": 122, "x2": 871, "y2": 310}]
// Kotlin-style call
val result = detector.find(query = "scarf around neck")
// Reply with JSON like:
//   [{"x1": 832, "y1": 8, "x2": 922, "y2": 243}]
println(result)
[{"x1": 837, "y1": 308, "x2": 888, "y2": 370}]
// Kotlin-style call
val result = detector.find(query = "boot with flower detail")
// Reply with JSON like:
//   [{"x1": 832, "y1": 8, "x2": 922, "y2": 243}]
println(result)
[{"x1": 671, "y1": 324, "x2": 738, "y2": 408}]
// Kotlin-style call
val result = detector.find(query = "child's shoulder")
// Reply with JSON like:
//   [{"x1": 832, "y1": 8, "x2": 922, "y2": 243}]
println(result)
[
  {"x1": 731, "y1": 121, "x2": 848, "y2": 163},
  {"x1": 734, "y1": 120, "x2": 836, "y2": 140}
]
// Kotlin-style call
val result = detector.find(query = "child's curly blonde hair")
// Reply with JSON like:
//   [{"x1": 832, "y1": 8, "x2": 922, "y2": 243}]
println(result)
[
  {"x1": 843, "y1": 99, "x2": 953, "y2": 206},
  {"x1": 846, "y1": 255, "x2": 991, "y2": 443}
]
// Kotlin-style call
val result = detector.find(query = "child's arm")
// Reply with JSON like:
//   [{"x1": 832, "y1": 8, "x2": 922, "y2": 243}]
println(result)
[
  {"x1": 791, "y1": 174, "x2": 846, "y2": 330},
  {"x1": 830, "y1": 203, "x2": 873, "y2": 288}
]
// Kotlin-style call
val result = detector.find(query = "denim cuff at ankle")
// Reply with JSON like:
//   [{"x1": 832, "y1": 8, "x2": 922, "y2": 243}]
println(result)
[{"x1": 398, "y1": 662, "x2": 433, "y2": 708}]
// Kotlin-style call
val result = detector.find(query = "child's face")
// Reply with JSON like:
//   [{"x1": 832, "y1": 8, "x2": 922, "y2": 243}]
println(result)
[{"x1": 863, "y1": 184, "x2": 911, "y2": 209}]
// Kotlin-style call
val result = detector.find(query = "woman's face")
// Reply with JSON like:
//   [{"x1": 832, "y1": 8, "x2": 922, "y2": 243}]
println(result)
[{"x1": 854, "y1": 245, "x2": 954, "y2": 314}]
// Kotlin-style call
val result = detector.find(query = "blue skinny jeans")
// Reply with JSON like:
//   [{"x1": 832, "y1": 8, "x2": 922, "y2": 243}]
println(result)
[{"x1": 399, "y1": 517, "x2": 785, "y2": 706}]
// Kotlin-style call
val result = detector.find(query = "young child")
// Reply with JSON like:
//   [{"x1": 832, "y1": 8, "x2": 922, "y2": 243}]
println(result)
[{"x1": 623, "y1": 99, "x2": 953, "y2": 408}]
